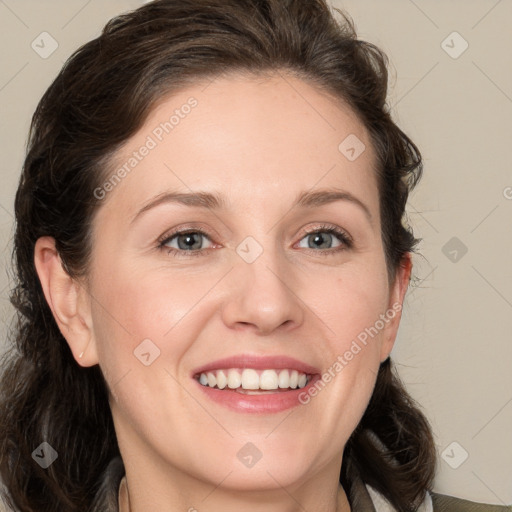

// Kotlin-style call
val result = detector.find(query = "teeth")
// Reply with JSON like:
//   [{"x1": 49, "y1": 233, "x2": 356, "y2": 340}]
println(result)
[
  {"x1": 260, "y1": 369, "x2": 279, "y2": 390},
  {"x1": 197, "y1": 368, "x2": 310, "y2": 390},
  {"x1": 278, "y1": 369, "x2": 290, "y2": 388},
  {"x1": 241, "y1": 369, "x2": 260, "y2": 389},
  {"x1": 227, "y1": 369, "x2": 241, "y2": 389},
  {"x1": 289, "y1": 370, "x2": 299, "y2": 388},
  {"x1": 216, "y1": 369, "x2": 227, "y2": 389}
]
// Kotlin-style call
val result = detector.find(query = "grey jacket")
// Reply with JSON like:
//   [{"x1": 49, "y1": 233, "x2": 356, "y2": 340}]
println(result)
[{"x1": 89, "y1": 456, "x2": 512, "y2": 512}]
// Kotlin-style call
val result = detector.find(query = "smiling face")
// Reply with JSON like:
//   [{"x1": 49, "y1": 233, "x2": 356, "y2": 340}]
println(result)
[{"x1": 69, "y1": 72, "x2": 409, "y2": 501}]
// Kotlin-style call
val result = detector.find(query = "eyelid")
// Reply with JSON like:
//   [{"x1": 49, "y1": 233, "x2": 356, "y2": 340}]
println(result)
[
  {"x1": 157, "y1": 224, "x2": 216, "y2": 246},
  {"x1": 296, "y1": 222, "x2": 353, "y2": 244}
]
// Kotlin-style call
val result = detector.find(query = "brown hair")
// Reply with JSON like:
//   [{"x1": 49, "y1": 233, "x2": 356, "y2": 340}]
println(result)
[{"x1": 0, "y1": 0, "x2": 436, "y2": 510}]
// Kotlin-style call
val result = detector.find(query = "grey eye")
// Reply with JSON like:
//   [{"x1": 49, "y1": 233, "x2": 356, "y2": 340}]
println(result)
[
  {"x1": 297, "y1": 231, "x2": 343, "y2": 250},
  {"x1": 164, "y1": 232, "x2": 213, "y2": 251}
]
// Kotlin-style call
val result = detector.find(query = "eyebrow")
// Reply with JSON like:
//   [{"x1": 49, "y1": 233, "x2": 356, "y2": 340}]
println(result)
[
  {"x1": 130, "y1": 188, "x2": 372, "y2": 225},
  {"x1": 130, "y1": 191, "x2": 227, "y2": 225},
  {"x1": 295, "y1": 189, "x2": 372, "y2": 222}
]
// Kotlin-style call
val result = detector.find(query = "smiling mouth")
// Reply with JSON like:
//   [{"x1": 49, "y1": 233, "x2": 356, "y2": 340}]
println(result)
[{"x1": 195, "y1": 368, "x2": 312, "y2": 394}]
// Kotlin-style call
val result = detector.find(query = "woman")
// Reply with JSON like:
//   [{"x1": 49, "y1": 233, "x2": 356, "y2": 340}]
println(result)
[{"x1": 0, "y1": 0, "x2": 509, "y2": 511}]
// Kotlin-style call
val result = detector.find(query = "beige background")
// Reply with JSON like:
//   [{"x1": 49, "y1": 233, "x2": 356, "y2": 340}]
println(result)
[{"x1": 0, "y1": 0, "x2": 511, "y2": 506}]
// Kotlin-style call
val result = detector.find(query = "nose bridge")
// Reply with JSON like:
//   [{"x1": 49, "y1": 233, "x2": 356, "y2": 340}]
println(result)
[{"x1": 221, "y1": 235, "x2": 304, "y2": 334}]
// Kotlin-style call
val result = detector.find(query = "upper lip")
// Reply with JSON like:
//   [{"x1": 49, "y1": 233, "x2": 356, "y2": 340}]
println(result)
[{"x1": 191, "y1": 354, "x2": 321, "y2": 377}]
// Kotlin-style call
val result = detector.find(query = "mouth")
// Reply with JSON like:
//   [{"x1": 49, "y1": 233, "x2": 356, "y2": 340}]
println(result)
[
  {"x1": 191, "y1": 355, "x2": 321, "y2": 413},
  {"x1": 194, "y1": 368, "x2": 312, "y2": 394}
]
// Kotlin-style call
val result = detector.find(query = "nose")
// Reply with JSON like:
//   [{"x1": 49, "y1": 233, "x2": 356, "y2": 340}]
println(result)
[{"x1": 221, "y1": 248, "x2": 305, "y2": 336}]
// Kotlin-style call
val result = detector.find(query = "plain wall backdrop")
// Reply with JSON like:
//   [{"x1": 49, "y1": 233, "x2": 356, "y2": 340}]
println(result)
[{"x1": 0, "y1": 0, "x2": 511, "y2": 506}]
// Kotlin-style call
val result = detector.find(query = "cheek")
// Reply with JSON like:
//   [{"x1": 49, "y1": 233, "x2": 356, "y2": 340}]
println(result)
[
  {"x1": 303, "y1": 265, "x2": 389, "y2": 423},
  {"x1": 91, "y1": 261, "x2": 209, "y2": 343},
  {"x1": 89, "y1": 262, "x2": 221, "y2": 392},
  {"x1": 320, "y1": 265, "x2": 390, "y2": 345}
]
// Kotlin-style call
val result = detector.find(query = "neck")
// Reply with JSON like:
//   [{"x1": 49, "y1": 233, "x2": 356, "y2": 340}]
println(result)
[
  {"x1": 113, "y1": 407, "x2": 351, "y2": 512},
  {"x1": 119, "y1": 474, "x2": 351, "y2": 512},
  {"x1": 116, "y1": 441, "x2": 351, "y2": 512}
]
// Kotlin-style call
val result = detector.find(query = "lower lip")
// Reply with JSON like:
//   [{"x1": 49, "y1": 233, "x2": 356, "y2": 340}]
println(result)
[{"x1": 193, "y1": 374, "x2": 321, "y2": 414}]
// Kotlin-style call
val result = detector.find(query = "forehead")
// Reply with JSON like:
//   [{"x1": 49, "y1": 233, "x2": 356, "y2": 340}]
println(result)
[{"x1": 98, "y1": 71, "x2": 379, "y2": 221}]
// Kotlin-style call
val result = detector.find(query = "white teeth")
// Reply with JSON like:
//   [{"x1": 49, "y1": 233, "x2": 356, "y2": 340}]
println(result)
[
  {"x1": 260, "y1": 369, "x2": 279, "y2": 390},
  {"x1": 207, "y1": 372, "x2": 216, "y2": 388},
  {"x1": 289, "y1": 370, "x2": 299, "y2": 389},
  {"x1": 227, "y1": 369, "x2": 241, "y2": 389},
  {"x1": 197, "y1": 368, "x2": 310, "y2": 390},
  {"x1": 216, "y1": 369, "x2": 227, "y2": 389},
  {"x1": 241, "y1": 369, "x2": 260, "y2": 389},
  {"x1": 278, "y1": 369, "x2": 290, "y2": 388}
]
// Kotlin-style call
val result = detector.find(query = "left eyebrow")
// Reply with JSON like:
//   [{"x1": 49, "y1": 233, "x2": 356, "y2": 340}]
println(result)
[{"x1": 295, "y1": 189, "x2": 373, "y2": 223}]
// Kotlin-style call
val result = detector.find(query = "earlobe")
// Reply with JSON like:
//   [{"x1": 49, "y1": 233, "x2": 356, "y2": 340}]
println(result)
[
  {"x1": 33, "y1": 236, "x2": 99, "y2": 367},
  {"x1": 379, "y1": 253, "x2": 413, "y2": 362}
]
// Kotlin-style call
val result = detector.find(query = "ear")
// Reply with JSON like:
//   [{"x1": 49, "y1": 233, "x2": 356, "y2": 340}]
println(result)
[
  {"x1": 379, "y1": 252, "x2": 412, "y2": 362},
  {"x1": 33, "y1": 236, "x2": 99, "y2": 367}
]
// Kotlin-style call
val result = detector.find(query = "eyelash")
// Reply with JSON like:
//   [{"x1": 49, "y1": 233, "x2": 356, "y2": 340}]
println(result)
[{"x1": 157, "y1": 223, "x2": 353, "y2": 259}]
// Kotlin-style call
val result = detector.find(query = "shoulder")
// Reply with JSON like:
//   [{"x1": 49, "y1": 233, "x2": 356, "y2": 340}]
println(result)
[{"x1": 431, "y1": 492, "x2": 512, "y2": 512}]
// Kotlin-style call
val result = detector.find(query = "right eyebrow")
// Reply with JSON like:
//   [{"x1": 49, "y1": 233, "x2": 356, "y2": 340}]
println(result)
[{"x1": 130, "y1": 191, "x2": 227, "y2": 226}]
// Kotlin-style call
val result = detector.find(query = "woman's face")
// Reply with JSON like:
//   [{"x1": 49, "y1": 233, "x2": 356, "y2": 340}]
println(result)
[{"x1": 81, "y1": 72, "x2": 409, "y2": 492}]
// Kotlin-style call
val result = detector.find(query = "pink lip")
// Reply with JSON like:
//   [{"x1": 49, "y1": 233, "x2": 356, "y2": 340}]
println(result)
[
  {"x1": 191, "y1": 354, "x2": 320, "y2": 377},
  {"x1": 191, "y1": 354, "x2": 321, "y2": 414}
]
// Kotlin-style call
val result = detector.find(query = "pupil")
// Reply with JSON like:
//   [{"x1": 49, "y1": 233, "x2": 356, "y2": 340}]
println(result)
[
  {"x1": 310, "y1": 233, "x2": 332, "y2": 249},
  {"x1": 179, "y1": 233, "x2": 201, "y2": 250}
]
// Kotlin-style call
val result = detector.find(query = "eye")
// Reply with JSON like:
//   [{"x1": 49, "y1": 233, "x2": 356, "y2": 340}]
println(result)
[
  {"x1": 157, "y1": 224, "x2": 352, "y2": 258},
  {"x1": 296, "y1": 225, "x2": 352, "y2": 253},
  {"x1": 158, "y1": 229, "x2": 214, "y2": 256}
]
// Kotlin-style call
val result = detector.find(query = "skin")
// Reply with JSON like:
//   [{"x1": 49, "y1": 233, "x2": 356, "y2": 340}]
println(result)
[{"x1": 34, "y1": 71, "x2": 411, "y2": 512}]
